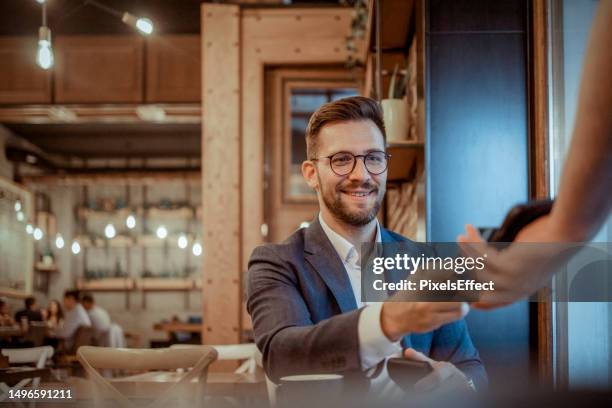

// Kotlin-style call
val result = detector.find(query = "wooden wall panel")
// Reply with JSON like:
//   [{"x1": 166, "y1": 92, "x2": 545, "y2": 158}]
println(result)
[
  {"x1": 0, "y1": 37, "x2": 51, "y2": 104},
  {"x1": 201, "y1": 4, "x2": 241, "y2": 345},
  {"x1": 146, "y1": 35, "x2": 201, "y2": 103},
  {"x1": 54, "y1": 36, "x2": 143, "y2": 103}
]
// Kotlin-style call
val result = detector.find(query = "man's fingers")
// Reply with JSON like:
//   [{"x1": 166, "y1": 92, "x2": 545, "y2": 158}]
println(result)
[
  {"x1": 403, "y1": 348, "x2": 433, "y2": 363},
  {"x1": 427, "y1": 302, "x2": 470, "y2": 313}
]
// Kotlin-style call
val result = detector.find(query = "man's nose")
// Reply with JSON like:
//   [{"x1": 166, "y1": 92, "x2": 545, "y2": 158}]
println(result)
[{"x1": 348, "y1": 157, "x2": 371, "y2": 181}]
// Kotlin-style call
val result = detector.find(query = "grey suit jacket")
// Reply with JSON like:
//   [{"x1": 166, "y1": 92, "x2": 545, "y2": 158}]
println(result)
[{"x1": 246, "y1": 218, "x2": 487, "y2": 389}]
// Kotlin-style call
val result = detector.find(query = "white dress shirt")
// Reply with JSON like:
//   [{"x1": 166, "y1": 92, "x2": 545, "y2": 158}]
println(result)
[
  {"x1": 318, "y1": 213, "x2": 403, "y2": 370},
  {"x1": 56, "y1": 303, "x2": 92, "y2": 349},
  {"x1": 87, "y1": 305, "x2": 112, "y2": 345}
]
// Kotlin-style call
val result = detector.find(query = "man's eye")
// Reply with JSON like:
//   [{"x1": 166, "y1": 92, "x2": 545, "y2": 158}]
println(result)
[
  {"x1": 332, "y1": 155, "x2": 353, "y2": 165},
  {"x1": 367, "y1": 155, "x2": 383, "y2": 163}
]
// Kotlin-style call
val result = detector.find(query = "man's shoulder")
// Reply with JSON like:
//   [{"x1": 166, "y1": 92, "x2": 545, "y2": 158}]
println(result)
[{"x1": 249, "y1": 227, "x2": 308, "y2": 264}]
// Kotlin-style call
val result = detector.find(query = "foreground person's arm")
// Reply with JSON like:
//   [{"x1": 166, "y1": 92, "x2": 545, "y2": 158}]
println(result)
[{"x1": 457, "y1": 1, "x2": 612, "y2": 308}]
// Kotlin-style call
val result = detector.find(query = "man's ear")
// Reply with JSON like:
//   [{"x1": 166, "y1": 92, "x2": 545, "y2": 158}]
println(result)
[{"x1": 302, "y1": 160, "x2": 319, "y2": 190}]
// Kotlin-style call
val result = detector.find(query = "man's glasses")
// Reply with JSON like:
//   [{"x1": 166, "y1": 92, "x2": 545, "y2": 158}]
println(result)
[{"x1": 310, "y1": 151, "x2": 391, "y2": 176}]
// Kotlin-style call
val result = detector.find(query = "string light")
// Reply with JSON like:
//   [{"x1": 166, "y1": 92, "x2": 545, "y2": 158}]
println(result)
[
  {"x1": 71, "y1": 240, "x2": 81, "y2": 255},
  {"x1": 26, "y1": 224, "x2": 34, "y2": 235},
  {"x1": 126, "y1": 214, "x2": 136, "y2": 229},
  {"x1": 16, "y1": 211, "x2": 25, "y2": 222},
  {"x1": 122, "y1": 13, "x2": 154, "y2": 35},
  {"x1": 14, "y1": 201, "x2": 22, "y2": 212},
  {"x1": 33, "y1": 228, "x2": 44, "y2": 241},
  {"x1": 104, "y1": 224, "x2": 116, "y2": 239},
  {"x1": 177, "y1": 234, "x2": 188, "y2": 249},
  {"x1": 192, "y1": 241, "x2": 202, "y2": 257},
  {"x1": 55, "y1": 233, "x2": 65, "y2": 249},
  {"x1": 156, "y1": 226, "x2": 168, "y2": 239}
]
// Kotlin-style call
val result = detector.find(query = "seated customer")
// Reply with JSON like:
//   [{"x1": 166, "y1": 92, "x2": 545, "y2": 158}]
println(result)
[
  {"x1": 14, "y1": 296, "x2": 43, "y2": 324},
  {"x1": 44, "y1": 299, "x2": 64, "y2": 329},
  {"x1": 0, "y1": 299, "x2": 14, "y2": 327},
  {"x1": 81, "y1": 294, "x2": 111, "y2": 346},
  {"x1": 54, "y1": 290, "x2": 91, "y2": 350},
  {"x1": 247, "y1": 97, "x2": 486, "y2": 394}
]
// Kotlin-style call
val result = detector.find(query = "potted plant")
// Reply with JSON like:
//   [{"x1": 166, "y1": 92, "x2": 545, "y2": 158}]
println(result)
[{"x1": 381, "y1": 63, "x2": 410, "y2": 142}]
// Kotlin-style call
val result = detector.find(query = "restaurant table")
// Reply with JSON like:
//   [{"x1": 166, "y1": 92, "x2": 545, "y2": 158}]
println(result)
[
  {"x1": 0, "y1": 326, "x2": 22, "y2": 338},
  {"x1": 112, "y1": 370, "x2": 267, "y2": 398},
  {"x1": 152, "y1": 322, "x2": 202, "y2": 333},
  {"x1": 0, "y1": 367, "x2": 50, "y2": 387}
]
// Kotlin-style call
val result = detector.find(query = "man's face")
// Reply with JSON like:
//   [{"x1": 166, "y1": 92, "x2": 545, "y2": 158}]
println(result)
[
  {"x1": 63, "y1": 296, "x2": 76, "y2": 311},
  {"x1": 303, "y1": 120, "x2": 387, "y2": 226},
  {"x1": 82, "y1": 301, "x2": 92, "y2": 311}
]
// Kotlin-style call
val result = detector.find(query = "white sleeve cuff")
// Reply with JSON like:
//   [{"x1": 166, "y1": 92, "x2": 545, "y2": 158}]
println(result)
[{"x1": 358, "y1": 302, "x2": 403, "y2": 370}]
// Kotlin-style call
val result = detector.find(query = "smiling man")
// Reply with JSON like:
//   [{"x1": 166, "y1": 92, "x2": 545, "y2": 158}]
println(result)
[{"x1": 247, "y1": 96, "x2": 486, "y2": 396}]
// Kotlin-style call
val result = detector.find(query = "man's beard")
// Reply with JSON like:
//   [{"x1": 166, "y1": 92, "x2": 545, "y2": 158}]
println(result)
[{"x1": 318, "y1": 175, "x2": 384, "y2": 227}]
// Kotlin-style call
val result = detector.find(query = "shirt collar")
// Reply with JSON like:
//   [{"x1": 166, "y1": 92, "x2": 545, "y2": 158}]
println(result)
[{"x1": 318, "y1": 212, "x2": 382, "y2": 264}]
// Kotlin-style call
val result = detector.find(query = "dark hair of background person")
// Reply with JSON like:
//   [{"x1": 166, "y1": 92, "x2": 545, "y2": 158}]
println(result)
[
  {"x1": 48, "y1": 300, "x2": 64, "y2": 320},
  {"x1": 64, "y1": 290, "x2": 80, "y2": 301},
  {"x1": 81, "y1": 294, "x2": 94, "y2": 304},
  {"x1": 25, "y1": 296, "x2": 36, "y2": 309}
]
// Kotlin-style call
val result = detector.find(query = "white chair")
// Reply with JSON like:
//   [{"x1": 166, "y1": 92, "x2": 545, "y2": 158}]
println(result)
[
  {"x1": 77, "y1": 346, "x2": 217, "y2": 408},
  {"x1": 0, "y1": 346, "x2": 54, "y2": 402},
  {"x1": 171, "y1": 343, "x2": 260, "y2": 374},
  {"x1": 170, "y1": 343, "x2": 278, "y2": 405}
]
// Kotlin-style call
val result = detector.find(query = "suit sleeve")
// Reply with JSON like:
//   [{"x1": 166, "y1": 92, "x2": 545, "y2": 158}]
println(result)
[
  {"x1": 429, "y1": 319, "x2": 488, "y2": 390},
  {"x1": 247, "y1": 245, "x2": 363, "y2": 382}
]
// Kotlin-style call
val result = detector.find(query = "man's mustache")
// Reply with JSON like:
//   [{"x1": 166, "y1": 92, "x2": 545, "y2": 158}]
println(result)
[{"x1": 336, "y1": 181, "x2": 380, "y2": 193}]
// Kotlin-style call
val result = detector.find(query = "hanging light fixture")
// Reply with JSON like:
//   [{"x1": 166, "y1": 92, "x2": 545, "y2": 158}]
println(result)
[
  {"x1": 14, "y1": 200, "x2": 22, "y2": 212},
  {"x1": 26, "y1": 224, "x2": 34, "y2": 235},
  {"x1": 192, "y1": 241, "x2": 202, "y2": 257},
  {"x1": 156, "y1": 225, "x2": 168, "y2": 239},
  {"x1": 126, "y1": 214, "x2": 136, "y2": 229},
  {"x1": 55, "y1": 233, "x2": 65, "y2": 249},
  {"x1": 36, "y1": 1, "x2": 54, "y2": 70},
  {"x1": 16, "y1": 211, "x2": 25, "y2": 222},
  {"x1": 177, "y1": 234, "x2": 188, "y2": 249},
  {"x1": 71, "y1": 240, "x2": 81, "y2": 255},
  {"x1": 85, "y1": 0, "x2": 154, "y2": 35},
  {"x1": 104, "y1": 224, "x2": 116, "y2": 239},
  {"x1": 33, "y1": 227, "x2": 44, "y2": 241}
]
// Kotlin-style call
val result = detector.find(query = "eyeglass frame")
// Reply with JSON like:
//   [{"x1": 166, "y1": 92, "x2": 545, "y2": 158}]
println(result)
[{"x1": 309, "y1": 150, "x2": 391, "y2": 176}]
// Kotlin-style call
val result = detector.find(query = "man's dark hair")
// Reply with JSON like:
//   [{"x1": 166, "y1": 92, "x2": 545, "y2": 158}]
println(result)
[
  {"x1": 25, "y1": 296, "x2": 36, "y2": 309},
  {"x1": 64, "y1": 290, "x2": 80, "y2": 301},
  {"x1": 81, "y1": 294, "x2": 94, "y2": 304},
  {"x1": 305, "y1": 96, "x2": 386, "y2": 159}
]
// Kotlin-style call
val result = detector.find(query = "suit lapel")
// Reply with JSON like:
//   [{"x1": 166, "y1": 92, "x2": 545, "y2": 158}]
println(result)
[{"x1": 304, "y1": 218, "x2": 358, "y2": 313}]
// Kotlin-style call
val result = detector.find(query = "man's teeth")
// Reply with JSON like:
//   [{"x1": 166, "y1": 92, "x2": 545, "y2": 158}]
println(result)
[{"x1": 347, "y1": 191, "x2": 370, "y2": 197}]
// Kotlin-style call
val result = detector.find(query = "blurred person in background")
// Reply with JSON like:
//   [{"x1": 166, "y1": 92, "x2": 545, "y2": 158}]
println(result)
[
  {"x1": 53, "y1": 290, "x2": 91, "y2": 349},
  {"x1": 82, "y1": 293, "x2": 125, "y2": 347},
  {"x1": 44, "y1": 299, "x2": 64, "y2": 329},
  {"x1": 14, "y1": 296, "x2": 43, "y2": 324},
  {"x1": 0, "y1": 299, "x2": 14, "y2": 327}
]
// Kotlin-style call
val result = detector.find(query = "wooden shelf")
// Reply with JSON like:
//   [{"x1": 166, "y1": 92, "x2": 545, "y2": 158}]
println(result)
[
  {"x1": 34, "y1": 262, "x2": 58, "y2": 272},
  {"x1": 386, "y1": 141, "x2": 424, "y2": 183},
  {"x1": 77, "y1": 205, "x2": 200, "y2": 221},
  {"x1": 138, "y1": 278, "x2": 195, "y2": 291},
  {"x1": 78, "y1": 234, "x2": 194, "y2": 249},
  {"x1": 77, "y1": 207, "x2": 132, "y2": 219},
  {"x1": 76, "y1": 277, "x2": 197, "y2": 292},
  {"x1": 146, "y1": 207, "x2": 197, "y2": 220},
  {"x1": 77, "y1": 278, "x2": 135, "y2": 291}
]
